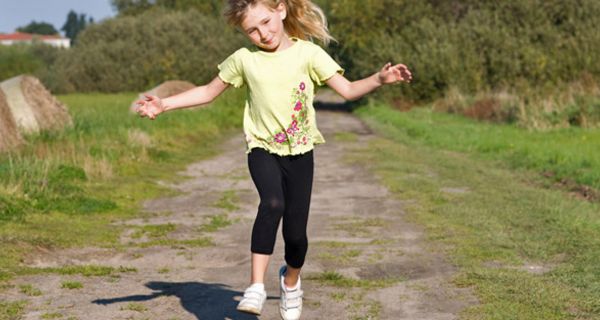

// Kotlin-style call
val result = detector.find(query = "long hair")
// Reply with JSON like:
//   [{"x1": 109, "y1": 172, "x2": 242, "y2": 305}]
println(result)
[{"x1": 224, "y1": 0, "x2": 335, "y2": 46}]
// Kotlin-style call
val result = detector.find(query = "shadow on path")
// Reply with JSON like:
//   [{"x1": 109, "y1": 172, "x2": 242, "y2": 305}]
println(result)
[{"x1": 92, "y1": 281, "x2": 276, "y2": 320}]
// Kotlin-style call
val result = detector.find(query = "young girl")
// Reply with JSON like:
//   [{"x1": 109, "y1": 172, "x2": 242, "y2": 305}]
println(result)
[{"x1": 136, "y1": 0, "x2": 411, "y2": 319}]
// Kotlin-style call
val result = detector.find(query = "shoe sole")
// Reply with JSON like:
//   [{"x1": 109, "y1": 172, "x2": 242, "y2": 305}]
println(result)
[
  {"x1": 237, "y1": 305, "x2": 261, "y2": 315},
  {"x1": 279, "y1": 308, "x2": 301, "y2": 320}
]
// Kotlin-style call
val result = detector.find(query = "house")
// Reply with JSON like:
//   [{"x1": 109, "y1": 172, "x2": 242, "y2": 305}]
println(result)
[{"x1": 0, "y1": 32, "x2": 70, "y2": 48}]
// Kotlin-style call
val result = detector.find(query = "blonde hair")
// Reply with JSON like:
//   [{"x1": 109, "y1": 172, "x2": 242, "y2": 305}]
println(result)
[{"x1": 224, "y1": 0, "x2": 335, "y2": 46}]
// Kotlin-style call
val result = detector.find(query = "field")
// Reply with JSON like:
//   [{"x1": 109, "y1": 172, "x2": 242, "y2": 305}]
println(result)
[
  {"x1": 355, "y1": 104, "x2": 600, "y2": 318},
  {"x1": 0, "y1": 91, "x2": 244, "y2": 280},
  {"x1": 1, "y1": 94, "x2": 599, "y2": 319}
]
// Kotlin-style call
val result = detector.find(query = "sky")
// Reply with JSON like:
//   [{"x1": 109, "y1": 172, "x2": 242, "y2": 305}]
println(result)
[{"x1": 0, "y1": 0, "x2": 116, "y2": 35}]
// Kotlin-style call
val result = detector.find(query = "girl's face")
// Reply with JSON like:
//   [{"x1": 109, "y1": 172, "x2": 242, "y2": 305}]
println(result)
[{"x1": 240, "y1": 2, "x2": 289, "y2": 52}]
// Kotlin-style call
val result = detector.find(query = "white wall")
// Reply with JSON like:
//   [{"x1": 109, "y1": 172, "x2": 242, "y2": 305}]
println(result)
[{"x1": 0, "y1": 38, "x2": 70, "y2": 48}]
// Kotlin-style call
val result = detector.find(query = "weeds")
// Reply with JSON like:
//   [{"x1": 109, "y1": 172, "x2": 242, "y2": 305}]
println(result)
[
  {"x1": 18, "y1": 284, "x2": 42, "y2": 296},
  {"x1": 305, "y1": 271, "x2": 400, "y2": 289},
  {"x1": 61, "y1": 281, "x2": 83, "y2": 289}
]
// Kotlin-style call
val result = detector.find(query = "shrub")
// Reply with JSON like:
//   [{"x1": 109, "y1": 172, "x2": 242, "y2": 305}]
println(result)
[
  {"x1": 0, "y1": 43, "x2": 64, "y2": 82},
  {"x1": 0, "y1": 45, "x2": 44, "y2": 81},
  {"x1": 320, "y1": 0, "x2": 600, "y2": 103},
  {"x1": 49, "y1": 8, "x2": 246, "y2": 93}
]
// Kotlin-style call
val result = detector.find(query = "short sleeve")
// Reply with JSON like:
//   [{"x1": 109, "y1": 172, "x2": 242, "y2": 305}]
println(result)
[
  {"x1": 309, "y1": 45, "x2": 344, "y2": 86},
  {"x1": 218, "y1": 49, "x2": 245, "y2": 88}
]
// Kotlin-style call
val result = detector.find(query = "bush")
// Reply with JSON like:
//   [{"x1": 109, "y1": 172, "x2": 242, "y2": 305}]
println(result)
[
  {"x1": 49, "y1": 8, "x2": 246, "y2": 93},
  {"x1": 320, "y1": 0, "x2": 600, "y2": 103},
  {"x1": 0, "y1": 44, "x2": 43, "y2": 81}
]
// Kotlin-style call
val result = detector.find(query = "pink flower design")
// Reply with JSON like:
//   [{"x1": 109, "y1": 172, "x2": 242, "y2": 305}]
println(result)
[
  {"x1": 271, "y1": 82, "x2": 311, "y2": 149},
  {"x1": 275, "y1": 132, "x2": 287, "y2": 143}
]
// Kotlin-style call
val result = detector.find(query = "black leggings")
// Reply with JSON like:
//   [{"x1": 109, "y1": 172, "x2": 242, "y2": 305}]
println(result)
[{"x1": 247, "y1": 148, "x2": 314, "y2": 269}]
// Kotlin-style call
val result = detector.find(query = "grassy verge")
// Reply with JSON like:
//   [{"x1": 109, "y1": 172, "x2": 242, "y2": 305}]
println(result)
[
  {"x1": 356, "y1": 104, "x2": 600, "y2": 191},
  {"x1": 0, "y1": 91, "x2": 244, "y2": 281},
  {"x1": 353, "y1": 104, "x2": 600, "y2": 319}
]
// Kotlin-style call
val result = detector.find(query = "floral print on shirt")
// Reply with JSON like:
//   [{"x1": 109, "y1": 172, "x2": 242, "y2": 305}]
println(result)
[{"x1": 268, "y1": 82, "x2": 311, "y2": 149}]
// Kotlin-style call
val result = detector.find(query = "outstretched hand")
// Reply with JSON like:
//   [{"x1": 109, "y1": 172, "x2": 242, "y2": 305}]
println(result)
[
  {"x1": 135, "y1": 94, "x2": 165, "y2": 120},
  {"x1": 377, "y1": 63, "x2": 412, "y2": 85}
]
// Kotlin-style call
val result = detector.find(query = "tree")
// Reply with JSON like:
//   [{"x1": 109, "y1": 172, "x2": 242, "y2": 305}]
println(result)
[
  {"x1": 111, "y1": 0, "x2": 154, "y2": 16},
  {"x1": 61, "y1": 10, "x2": 93, "y2": 43},
  {"x1": 111, "y1": 0, "x2": 222, "y2": 16},
  {"x1": 16, "y1": 21, "x2": 58, "y2": 35}
]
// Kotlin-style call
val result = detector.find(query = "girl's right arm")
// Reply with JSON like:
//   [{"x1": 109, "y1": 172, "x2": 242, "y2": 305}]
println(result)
[{"x1": 136, "y1": 76, "x2": 230, "y2": 120}]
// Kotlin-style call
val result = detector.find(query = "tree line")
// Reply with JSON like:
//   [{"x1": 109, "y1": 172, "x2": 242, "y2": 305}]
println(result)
[
  {"x1": 15, "y1": 10, "x2": 93, "y2": 43},
  {"x1": 3, "y1": 0, "x2": 600, "y2": 125}
]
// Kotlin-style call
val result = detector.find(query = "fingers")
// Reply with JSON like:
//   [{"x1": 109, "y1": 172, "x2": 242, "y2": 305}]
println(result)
[
  {"x1": 135, "y1": 102, "x2": 157, "y2": 119},
  {"x1": 134, "y1": 100, "x2": 147, "y2": 113},
  {"x1": 380, "y1": 62, "x2": 413, "y2": 84},
  {"x1": 393, "y1": 63, "x2": 412, "y2": 82},
  {"x1": 380, "y1": 62, "x2": 392, "y2": 72},
  {"x1": 392, "y1": 67, "x2": 402, "y2": 82},
  {"x1": 135, "y1": 95, "x2": 163, "y2": 120},
  {"x1": 143, "y1": 94, "x2": 160, "y2": 103}
]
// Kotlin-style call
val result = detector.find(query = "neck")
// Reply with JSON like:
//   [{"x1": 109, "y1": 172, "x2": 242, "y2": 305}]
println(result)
[{"x1": 277, "y1": 36, "x2": 293, "y2": 51}]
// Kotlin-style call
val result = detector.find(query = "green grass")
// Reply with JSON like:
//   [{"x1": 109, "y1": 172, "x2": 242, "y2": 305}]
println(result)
[
  {"x1": 356, "y1": 104, "x2": 600, "y2": 190},
  {"x1": 314, "y1": 241, "x2": 354, "y2": 248},
  {"x1": 120, "y1": 302, "x2": 147, "y2": 312},
  {"x1": 0, "y1": 90, "x2": 244, "y2": 281},
  {"x1": 11, "y1": 265, "x2": 137, "y2": 279},
  {"x1": 60, "y1": 281, "x2": 83, "y2": 289},
  {"x1": 131, "y1": 223, "x2": 177, "y2": 239},
  {"x1": 212, "y1": 190, "x2": 240, "y2": 212},
  {"x1": 136, "y1": 237, "x2": 214, "y2": 248},
  {"x1": 317, "y1": 249, "x2": 362, "y2": 264},
  {"x1": 0, "y1": 300, "x2": 26, "y2": 320},
  {"x1": 18, "y1": 284, "x2": 41, "y2": 296},
  {"x1": 199, "y1": 214, "x2": 236, "y2": 232},
  {"x1": 305, "y1": 271, "x2": 401, "y2": 289},
  {"x1": 157, "y1": 267, "x2": 170, "y2": 274},
  {"x1": 40, "y1": 312, "x2": 62, "y2": 319},
  {"x1": 353, "y1": 105, "x2": 600, "y2": 319}
]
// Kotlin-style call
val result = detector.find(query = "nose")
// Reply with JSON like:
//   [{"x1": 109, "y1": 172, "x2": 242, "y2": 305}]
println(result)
[{"x1": 258, "y1": 26, "x2": 269, "y2": 41}]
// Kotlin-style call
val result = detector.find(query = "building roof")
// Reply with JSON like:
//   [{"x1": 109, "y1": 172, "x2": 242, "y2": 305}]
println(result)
[{"x1": 0, "y1": 32, "x2": 66, "y2": 41}]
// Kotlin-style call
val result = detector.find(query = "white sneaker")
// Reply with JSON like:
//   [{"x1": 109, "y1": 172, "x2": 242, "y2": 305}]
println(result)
[
  {"x1": 279, "y1": 265, "x2": 303, "y2": 320},
  {"x1": 237, "y1": 284, "x2": 267, "y2": 315}
]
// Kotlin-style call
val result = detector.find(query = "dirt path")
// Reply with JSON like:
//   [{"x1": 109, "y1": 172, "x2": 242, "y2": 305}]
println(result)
[{"x1": 1, "y1": 111, "x2": 476, "y2": 319}]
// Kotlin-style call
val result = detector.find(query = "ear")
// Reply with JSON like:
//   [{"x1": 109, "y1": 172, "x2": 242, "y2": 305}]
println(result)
[{"x1": 276, "y1": 2, "x2": 287, "y2": 20}]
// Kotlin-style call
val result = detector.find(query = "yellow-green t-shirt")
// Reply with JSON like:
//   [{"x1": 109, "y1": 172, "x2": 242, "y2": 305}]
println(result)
[{"x1": 218, "y1": 38, "x2": 343, "y2": 156}]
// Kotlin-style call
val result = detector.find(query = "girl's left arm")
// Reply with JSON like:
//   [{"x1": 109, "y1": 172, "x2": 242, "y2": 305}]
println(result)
[{"x1": 325, "y1": 63, "x2": 412, "y2": 101}]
